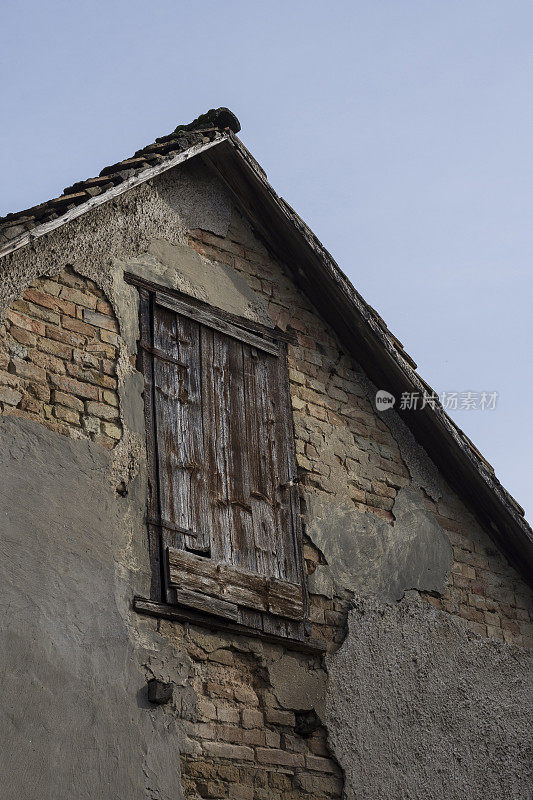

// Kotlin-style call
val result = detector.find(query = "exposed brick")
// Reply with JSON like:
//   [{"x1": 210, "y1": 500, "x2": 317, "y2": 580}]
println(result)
[
  {"x1": 23, "y1": 288, "x2": 76, "y2": 317},
  {"x1": 27, "y1": 382, "x2": 50, "y2": 402},
  {"x1": 7, "y1": 310, "x2": 46, "y2": 336},
  {"x1": 256, "y1": 747, "x2": 304, "y2": 767},
  {"x1": 85, "y1": 401, "x2": 119, "y2": 421},
  {"x1": 61, "y1": 316, "x2": 96, "y2": 338},
  {"x1": 8, "y1": 358, "x2": 46, "y2": 383},
  {"x1": 51, "y1": 391, "x2": 84, "y2": 412},
  {"x1": 59, "y1": 286, "x2": 97, "y2": 309},
  {"x1": 306, "y1": 754, "x2": 340, "y2": 773},
  {"x1": 264, "y1": 708, "x2": 295, "y2": 726},
  {"x1": 202, "y1": 742, "x2": 254, "y2": 761},
  {"x1": 10, "y1": 326, "x2": 37, "y2": 347},
  {"x1": 217, "y1": 705, "x2": 240, "y2": 724},
  {"x1": 101, "y1": 421, "x2": 122, "y2": 439},
  {"x1": 83, "y1": 309, "x2": 119, "y2": 332},
  {"x1": 54, "y1": 405, "x2": 80, "y2": 425},
  {"x1": 0, "y1": 370, "x2": 20, "y2": 388},
  {"x1": 0, "y1": 386, "x2": 22, "y2": 406},
  {"x1": 28, "y1": 349, "x2": 66, "y2": 375},
  {"x1": 241, "y1": 708, "x2": 263, "y2": 729},
  {"x1": 49, "y1": 373, "x2": 99, "y2": 400}
]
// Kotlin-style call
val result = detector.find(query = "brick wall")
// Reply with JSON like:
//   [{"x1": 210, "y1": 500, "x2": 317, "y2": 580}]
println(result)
[
  {"x1": 187, "y1": 218, "x2": 533, "y2": 651},
  {"x1": 0, "y1": 267, "x2": 122, "y2": 448},
  {"x1": 421, "y1": 489, "x2": 533, "y2": 645},
  {"x1": 171, "y1": 624, "x2": 342, "y2": 800}
]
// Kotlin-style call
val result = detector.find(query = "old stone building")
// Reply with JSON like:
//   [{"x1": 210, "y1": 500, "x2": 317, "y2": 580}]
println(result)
[{"x1": 0, "y1": 108, "x2": 531, "y2": 800}]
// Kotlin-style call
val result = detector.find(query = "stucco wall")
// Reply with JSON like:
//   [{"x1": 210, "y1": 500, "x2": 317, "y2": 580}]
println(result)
[
  {"x1": 327, "y1": 601, "x2": 533, "y2": 800},
  {"x1": 0, "y1": 158, "x2": 531, "y2": 799}
]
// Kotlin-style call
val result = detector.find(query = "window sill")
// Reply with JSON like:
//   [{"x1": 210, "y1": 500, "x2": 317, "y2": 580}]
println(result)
[{"x1": 133, "y1": 596, "x2": 327, "y2": 654}]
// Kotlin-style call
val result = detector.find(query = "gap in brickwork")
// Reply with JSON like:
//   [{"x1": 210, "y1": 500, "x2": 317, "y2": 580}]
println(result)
[
  {"x1": 179, "y1": 639, "x2": 344, "y2": 800},
  {"x1": 0, "y1": 266, "x2": 122, "y2": 448}
]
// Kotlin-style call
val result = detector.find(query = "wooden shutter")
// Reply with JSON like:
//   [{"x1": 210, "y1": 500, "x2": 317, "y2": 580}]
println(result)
[{"x1": 140, "y1": 291, "x2": 305, "y2": 635}]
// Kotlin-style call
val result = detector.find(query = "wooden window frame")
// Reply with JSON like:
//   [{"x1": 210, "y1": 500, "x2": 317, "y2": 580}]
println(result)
[{"x1": 128, "y1": 275, "x2": 310, "y2": 643}]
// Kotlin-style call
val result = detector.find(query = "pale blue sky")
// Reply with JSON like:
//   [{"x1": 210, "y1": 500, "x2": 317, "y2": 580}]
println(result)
[{"x1": 2, "y1": 1, "x2": 532, "y2": 519}]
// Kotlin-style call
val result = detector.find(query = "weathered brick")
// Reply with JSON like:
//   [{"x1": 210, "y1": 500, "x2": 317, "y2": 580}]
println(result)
[
  {"x1": 96, "y1": 298, "x2": 114, "y2": 315},
  {"x1": 229, "y1": 785, "x2": 254, "y2": 800},
  {"x1": 27, "y1": 349, "x2": 65, "y2": 375},
  {"x1": 256, "y1": 747, "x2": 304, "y2": 767},
  {"x1": 85, "y1": 401, "x2": 119, "y2": 421},
  {"x1": 37, "y1": 336, "x2": 72, "y2": 359},
  {"x1": 54, "y1": 405, "x2": 81, "y2": 425},
  {"x1": 102, "y1": 389, "x2": 119, "y2": 407},
  {"x1": 0, "y1": 370, "x2": 20, "y2": 388},
  {"x1": 23, "y1": 288, "x2": 76, "y2": 317},
  {"x1": 0, "y1": 386, "x2": 22, "y2": 406},
  {"x1": 93, "y1": 434, "x2": 116, "y2": 450},
  {"x1": 83, "y1": 309, "x2": 119, "y2": 332},
  {"x1": 61, "y1": 316, "x2": 96, "y2": 338},
  {"x1": 51, "y1": 391, "x2": 84, "y2": 412},
  {"x1": 49, "y1": 374, "x2": 99, "y2": 400},
  {"x1": 217, "y1": 705, "x2": 240, "y2": 724},
  {"x1": 27, "y1": 382, "x2": 51, "y2": 402},
  {"x1": 8, "y1": 358, "x2": 46, "y2": 383},
  {"x1": 10, "y1": 326, "x2": 37, "y2": 347},
  {"x1": 59, "y1": 286, "x2": 97, "y2": 309},
  {"x1": 100, "y1": 329, "x2": 120, "y2": 345},
  {"x1": 264, "y1": 708, "x2": 295, "y2": 726},
  {"x1": 306, "y1": 754, "x2": 340, "y2": 773},
  {"x1": 73, "y1": 349, "x2": 99, "y2": 369},
  {"x1": 233, "y1": 685, "x2": 258, "y2": 706},
  {"x1": 101, "y1": 421, "x2": 122, "y2": 439},
  {"x1": 241, "y1": 708, "x2": 263, "y2": 729},
  {"x1": 7, "y1": 310, "x2": 46, "y2": 336},
  {"x1": 202, "y1": 741, "x2": 254, "y2": 761},
  {"x1": 66, "y1": 362, "x2": 115, "y2": 389}
]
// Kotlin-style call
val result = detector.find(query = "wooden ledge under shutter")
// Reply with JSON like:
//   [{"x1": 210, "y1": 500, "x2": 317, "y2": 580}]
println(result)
[{"x1": 167, "y1": 547, "x2": 304, "y2": 622}]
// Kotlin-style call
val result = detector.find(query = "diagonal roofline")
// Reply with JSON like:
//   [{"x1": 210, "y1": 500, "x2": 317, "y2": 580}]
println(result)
[{"x1": 1, "y1": 111, "x2": 532, "y2": 583}]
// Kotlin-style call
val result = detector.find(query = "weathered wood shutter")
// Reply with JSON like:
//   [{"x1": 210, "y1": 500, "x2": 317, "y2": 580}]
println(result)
[{"x1": 140, "y1": 290, "x2": 305, "y2": 636}]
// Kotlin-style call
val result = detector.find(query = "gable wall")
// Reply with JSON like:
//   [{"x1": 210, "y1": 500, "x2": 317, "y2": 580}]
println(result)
[
  {"x1": 0, "y1": 160, "x2": 531, "y2": 800},
  {"x1": 186, "y1": 216, "x2": 533, "y2": 650}
]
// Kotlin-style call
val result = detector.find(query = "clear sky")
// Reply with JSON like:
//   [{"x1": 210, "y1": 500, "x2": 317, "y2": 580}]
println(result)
[{"x1": 2, "y1": 1, "x2": 532, "y2": 519}]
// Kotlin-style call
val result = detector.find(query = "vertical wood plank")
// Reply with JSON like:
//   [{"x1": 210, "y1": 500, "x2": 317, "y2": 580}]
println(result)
[
  {"x1": 152, "y1": 306, "x2": 190, "y2": 551},
  {"x1": 201, "y1": 328, "x2": 232, "y2": 562},
  {"x1": 275, "y1": 343, "x2": 309, "y2": 625},
  {"x1": 138, "y1": 290, "x2": 163, "y2": 600},
  {"x1": 243, "y1": 345, "x2": 278, "y2": 578},
  {"x1": 174, "y1": 314, "x2": 211, "y2": 553}
]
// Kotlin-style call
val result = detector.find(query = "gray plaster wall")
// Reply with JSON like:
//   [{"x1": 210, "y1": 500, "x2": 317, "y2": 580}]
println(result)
[
  {"x1": 326, "y1": 599, "x2": 533, "y2": 800},
  {"x1": 0, "y1": 417, "x2": 192, "y2": 800},
  {"x1": 307, "y1": 487, "x2": 452, "y2": 601}
]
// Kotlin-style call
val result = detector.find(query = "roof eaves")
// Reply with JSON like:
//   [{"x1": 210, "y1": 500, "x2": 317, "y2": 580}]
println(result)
[{"x1": 0, "y1": 133, "x2": 229, "y2": 260}]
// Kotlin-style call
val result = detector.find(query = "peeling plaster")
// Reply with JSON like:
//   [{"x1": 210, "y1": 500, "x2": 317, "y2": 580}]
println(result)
[
  {"x1": 119, "y1": 236, "x2": 271, "y2": 325},
  {"x1": 265, "y1": 651, "x2": 327, "y2": 720},
  {"x1": 307, "y1": 487, "x2": 452, "y2": 600},
  {"x1": 326, "y1": 599, "x2": 533, "y2": 800}
]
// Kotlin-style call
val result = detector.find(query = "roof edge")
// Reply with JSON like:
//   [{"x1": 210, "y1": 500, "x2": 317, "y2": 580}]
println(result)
[
  {"x1": 202, "y1": 134, "x2": 533, "y2": 580},
  {"x1": 0, "y1": 135, "x2": 228, "y2": 260}
]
